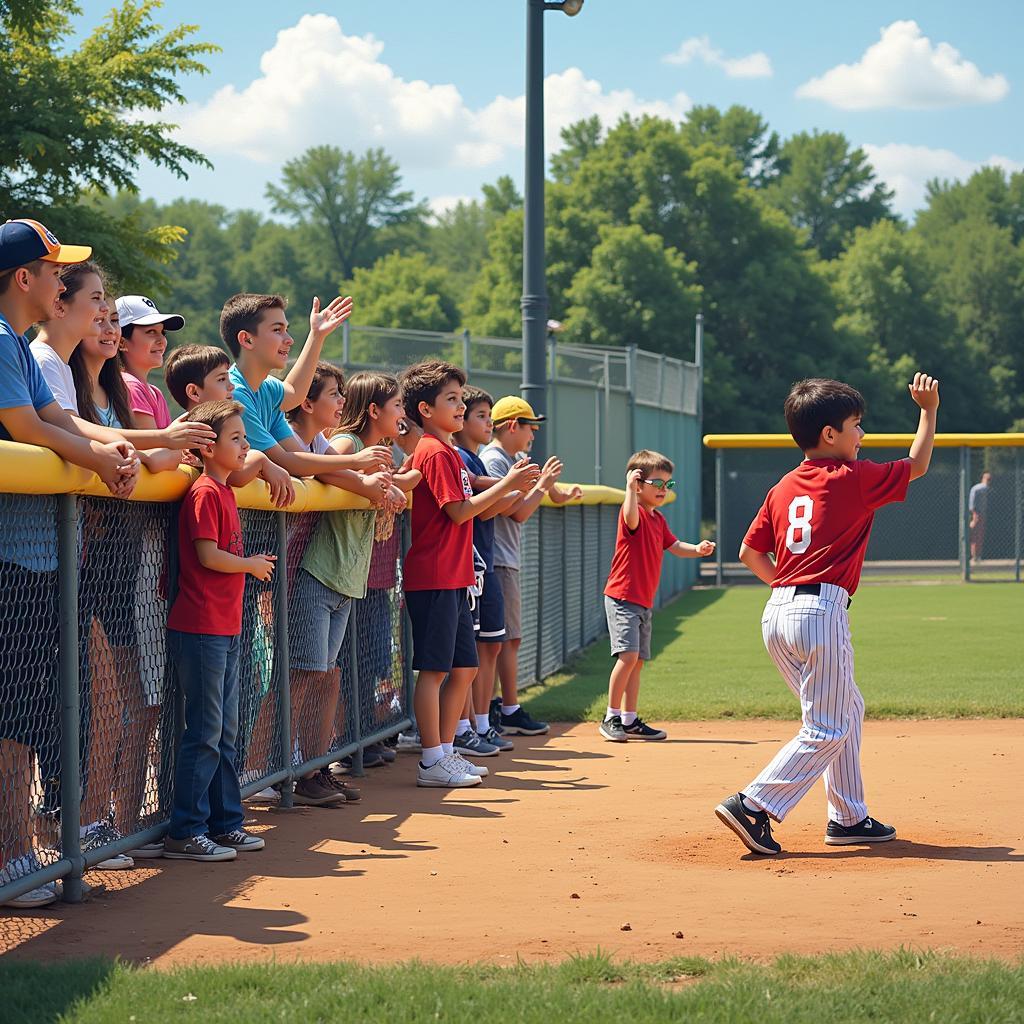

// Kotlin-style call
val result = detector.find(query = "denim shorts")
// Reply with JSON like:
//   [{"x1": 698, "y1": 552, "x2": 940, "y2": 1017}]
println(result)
[
  {"x1": 288, "y1": 569, "x2": 353, "y2": 673},
  {"x1": 605, "y1": 595, "x2": 653, "y2": 661}
]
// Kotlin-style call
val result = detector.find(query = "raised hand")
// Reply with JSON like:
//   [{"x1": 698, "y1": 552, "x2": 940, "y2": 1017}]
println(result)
[
  {"x1": 309, "y1": 295, "x2": 354, "y2": 342},
  {"x1": 539, "y1": 455, "x2": 564, "y2": 488},
  {"x1": 508, "y1": 458, "x2": 541, "y2": 490},
  {"x1": 908, "y1": 372, "x2": 939, "y2": 411},
  {"x1": 626, "y1": 468, "x2": 644, "y2": 491},
  {"x1": 355, "y1": 445, "x2": 395, "y2": 472},
  {"x1": 164, "y1": 415, "x2": 217, "y2": 450}
]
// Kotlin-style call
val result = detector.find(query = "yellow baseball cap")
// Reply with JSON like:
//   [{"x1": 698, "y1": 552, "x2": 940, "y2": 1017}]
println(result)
[{"x1": 491, "y1": 395, "x2": 546, "y2": 425}]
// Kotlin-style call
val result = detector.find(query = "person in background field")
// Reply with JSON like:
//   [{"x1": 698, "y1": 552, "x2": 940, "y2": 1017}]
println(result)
[
  {"x1": 164, "y1": 399, "x2": 276, "y2": 862},
  {"x1": 599, "y1": 450, "x2": 715, "y2": 743},
  {"x1": 452, "y1": 385, "x2": 519, "y2": 757},
  {"x1": 716, "y1": 374, "x2": 939, "y2": 857},
  {"x1": 0, "y1": 218, "x2": 138, "y2": 910},
  {"x1": 969, "y1": 471, "x2": 992, "y2": 564},
  {"x1": 163, "y1": 343, "x2": 295, "y2": 507},
  {"x1": 399, "y1": 360, "x2": 540, "y2": 788},
  {"x1": 481, "y1": 396, "x2": 581, "y2": 738},
  {"x1": 328, "y1": 371, "x2": 422, "y2": 769}
]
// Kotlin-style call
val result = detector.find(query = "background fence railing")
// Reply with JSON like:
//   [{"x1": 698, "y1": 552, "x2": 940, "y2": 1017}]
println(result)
[
  {"x1": 704, "y1": 434, "x2": 1024, "y2": 583},
  {"x1": 0, "y1": 447, "x2": 675, "y2": 909}
]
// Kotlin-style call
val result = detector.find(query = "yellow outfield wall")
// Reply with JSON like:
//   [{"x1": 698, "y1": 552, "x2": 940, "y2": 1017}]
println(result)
[{"x1": 703, "y1": 433, "x2": 1024, "y2": 450}]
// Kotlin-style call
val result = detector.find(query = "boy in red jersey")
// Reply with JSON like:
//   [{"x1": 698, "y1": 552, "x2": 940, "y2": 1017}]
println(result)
[
  {"x1": 600, "y1": 450, "x2": 715, "y2": 743},
  {"x1": 715, "y1": 373, "x2": 939, "y2": 856},
  {"x1": 399, "y1": 361, "x2": 539, "y2": 788}
]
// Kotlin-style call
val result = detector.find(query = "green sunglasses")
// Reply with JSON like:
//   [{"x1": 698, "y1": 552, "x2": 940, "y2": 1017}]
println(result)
[{"x1": 641, "y1": 478, "x2": 676, "y2": 491}]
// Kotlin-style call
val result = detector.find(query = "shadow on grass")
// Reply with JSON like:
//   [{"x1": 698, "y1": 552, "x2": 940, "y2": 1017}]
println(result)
[
  {"x1": 3, "y1": 956, "x2": 117, "y2": 1024},
  {"x1": 524, "y1": 589, "x2": 728, "y2": 721}
]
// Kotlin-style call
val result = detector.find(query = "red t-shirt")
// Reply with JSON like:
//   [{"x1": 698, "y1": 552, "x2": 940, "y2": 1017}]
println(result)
[
  {"x1": 604, "y1": 505, "x2": 678, "y2": 608},
  {"x1": 743, "y1": 458, "x2": 912, "y2": 595},
  {"x1": 168, "y1": 475, "x2": 246, "y2": 635},
  {"x1": 404, "y1": 434, "x2": 474, "y2": 591}
]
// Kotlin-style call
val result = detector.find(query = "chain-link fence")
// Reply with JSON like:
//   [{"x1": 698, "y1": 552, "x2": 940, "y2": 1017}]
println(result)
[{"x1": 705, "y1": 438, "x2": 1024, "y2": 583}]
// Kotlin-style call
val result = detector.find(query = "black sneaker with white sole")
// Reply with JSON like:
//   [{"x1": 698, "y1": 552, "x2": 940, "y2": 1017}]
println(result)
[
  {"x1": 499, "y1": 707, "x2": 549, "y2": 736},
  {"x1": 715, "y1": 792, "x2": 782, "y2": 855},
  {"x1": 623, "y1": 717, "x2": 667, "y2": 741},
  {"x1": 824, "y1": 816, "x2": 896, "y2": 845},
  {"x1": 599, "y1": 715, "x2": 627, "y2": 742}
]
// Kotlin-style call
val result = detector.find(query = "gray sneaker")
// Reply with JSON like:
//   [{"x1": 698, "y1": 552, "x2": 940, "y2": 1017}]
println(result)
[
  {"x1": 293, "y1": 774, "x2": 346, "y2": 807},
  {"x1": 210, "y1": 829, "x2": 265, "y2": 852},
  {"x1": 397, "y1": 730, "x2": 422, "y2": 753},
  {"x1": 163, "y1": 834, "x2": 237, "y2": 861},
  {"x1": 454, "y1": 729, "x2": 500, "y2": 758},
  {"x1": 483, "y1": 726, "x2": 513, "y2": 751},
  {"x1": 126, "y1": 841, "x2": 165, "y2": 859},
  {"x1": 599, "y1": 715, "x2": 627, "y2": 742}
]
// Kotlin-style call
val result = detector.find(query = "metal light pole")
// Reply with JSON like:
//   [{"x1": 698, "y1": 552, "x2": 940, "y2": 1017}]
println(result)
[{"x1": 522, "y1": 0, "x2": 583, "y2": 464}]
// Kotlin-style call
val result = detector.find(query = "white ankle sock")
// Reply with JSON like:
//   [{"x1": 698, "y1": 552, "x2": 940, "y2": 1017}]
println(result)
[
  {"x1": 606, "y1": 707, "x2": 621, "y2": 721},
  {"x1": 441, "y1": 742, "x2": 454, "y2": 755},
  {"x1": 622, "y1": 711, "x2": 637, "y2": 726},
  {"x1": 475, "y1": 714, "x2": 490, "y2": 734},
  {"x1": 741, "y1": 795, "x2": 762, "y2": 814},
  {"x1": 421, "y1": 745, "x2": 444, "y2": 767},
  {"x1": 457, "y1": 719, "x2": 472, "y2": 736},
  {"x1": 501, "y1": 704, "x2": 520, "y2": 716}
]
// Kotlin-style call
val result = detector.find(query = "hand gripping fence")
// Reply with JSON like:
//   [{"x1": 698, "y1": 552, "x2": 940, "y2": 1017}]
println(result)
[{"x1": 0, "y1": 444, "x2": 682, "y2": 912}]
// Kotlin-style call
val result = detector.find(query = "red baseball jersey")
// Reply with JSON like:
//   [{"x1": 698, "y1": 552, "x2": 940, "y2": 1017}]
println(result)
[{"x1": 743, "y1": 458, "x2": 912, "y2": 595}]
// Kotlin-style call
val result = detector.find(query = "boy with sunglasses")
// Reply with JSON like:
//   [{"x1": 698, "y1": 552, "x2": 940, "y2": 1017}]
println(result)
[{"x1": 600, "y1": 450, "x2": 715, "y2": 742}]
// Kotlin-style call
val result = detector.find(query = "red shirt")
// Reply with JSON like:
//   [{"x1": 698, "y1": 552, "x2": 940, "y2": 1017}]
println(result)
[
  {"x1": 604, "y1": 505, "x2": 678, "y2": 608},
  {"x1": 743, "y1": 457, "x2": 911, "y2": 595},
  {"x1": 404, "y1": 434, "x2": 474, "y2": 591},
  {"x1": 168, "y1": 475, "x2": 246, "y2": 635}
]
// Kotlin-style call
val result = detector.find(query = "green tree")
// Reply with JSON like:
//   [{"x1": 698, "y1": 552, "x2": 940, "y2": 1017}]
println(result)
[
  {"x1": 551, "y1": 116, "x2": 603, "y2": 184},
  {"x1": 680, "y1": 105, "x2": 781, "y2": 187},
  {"x1": 767, "y1": 130, "x2": 895, "y2": 260},
  {"x1": 266, "y1": 146, "x2": 429, "y2": 280},
  {"x1": 0, "y1": 0, "x2": 216, "y2": 289},
  {"x1": 564, "y1": 224, "x2": 702, "y2": 351}
]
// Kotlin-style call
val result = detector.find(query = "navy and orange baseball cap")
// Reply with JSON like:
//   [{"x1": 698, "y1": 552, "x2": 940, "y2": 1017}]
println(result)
[{"x1": 0, "y1": 219, "x2": 92, "y2": 273}]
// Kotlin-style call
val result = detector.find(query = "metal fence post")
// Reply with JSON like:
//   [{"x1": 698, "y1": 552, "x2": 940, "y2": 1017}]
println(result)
[
  {"x1": 462, "y1": 329, "x2": 472, "y2": 376},
  {"x1": 695, "y1": 313, "x2": 704, "y2": 423},
  {"x1": 959, "y1": 447, "x2": 971, "y2": 582},
  {"x1": 715, "y1": 448, "x2": 724, "y2": 586},
  {"x1": 342, "y1": 320, "x2": 351, "y2": 368},
  {"x1": 593, "y1": 385, "x2": 603, "y2": 485},
  {"x1": 401, "y1": 514, "x2": 416, "y2": 722},
  {"x1": 535, "y1": 511, "x2": 545, "y2": 685},
  {"x1": 273, "y1": 511, "x2": 294, "y2": 806},
  {"x1": 57, "y1": 493, "x2": 83, "y2": 903},
  {"x1": 560, "y1": 509, "x2": 569, "y2": 665},
  {"x1": 579, "y1": 505, "x2": 587, "y2": 650},
  {"x1": 1015, "y1": 448, "x2": 1022, "y2": 584},
  {"x1": 349, "y1": 600, "x2": 364, "y2": 776}
]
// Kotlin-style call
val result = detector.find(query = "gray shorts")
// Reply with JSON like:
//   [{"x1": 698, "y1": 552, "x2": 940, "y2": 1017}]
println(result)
[
  {"x1": 289, "y1": 568, "x2": 353, "y2": 672},
  {"x1": 605, "y1": 595, "x2": 653, "y2": 661},
  {"x1": 495, "y1": 565, "x2": 521, "y2": 641}
]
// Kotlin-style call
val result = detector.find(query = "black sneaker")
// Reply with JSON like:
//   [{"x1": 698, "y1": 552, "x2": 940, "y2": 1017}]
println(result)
[
  {"x1": 825, "y1": 816, "x2": 896, "y2": 845},
  {"x1": 499, "y1": 706, "x2": 549, "y2": 736},
  {"x1": 599, "y1": 715, "x2": 627, "y2": 742},
  {"x1": 623, "y1": 717, "x2": 667, "y2": 741},
  {"x1": 488, "y1": 697, "x2": 502, "y2": 731},
  {"x1": 715, "y1": 793, "x2": 782, "y2": 855}
]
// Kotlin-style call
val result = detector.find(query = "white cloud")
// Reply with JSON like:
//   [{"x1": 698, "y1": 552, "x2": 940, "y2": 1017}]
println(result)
[
  {"x1": 663, "y1": 36, "x2": 772, "y2": 79},
  {"x1": 177, "y1": 14, "x2": 690, "y2": 175},
  {"x1": 863, "y1": 143, "x2": 1023, "y2": 217},
  {"x1": 797, "y1": 20, "x2": 1008, "y2": 110},
  {"x1": 427, "y1": 194, "x2": 474, "y2": 218}
]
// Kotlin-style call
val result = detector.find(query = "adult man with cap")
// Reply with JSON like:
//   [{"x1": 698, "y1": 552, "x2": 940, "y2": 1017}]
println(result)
[
  {"x1": 0, "y1": 218, "x2": 140, "y2": 909},
  {"x1": 115, "y1": 293, "x2": 185, "y2": 431}
]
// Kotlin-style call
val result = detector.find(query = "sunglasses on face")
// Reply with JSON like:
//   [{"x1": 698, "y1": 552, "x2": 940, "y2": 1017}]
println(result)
[{"x1": 641, "y1": 478, "x2": 676, "y2": 491}]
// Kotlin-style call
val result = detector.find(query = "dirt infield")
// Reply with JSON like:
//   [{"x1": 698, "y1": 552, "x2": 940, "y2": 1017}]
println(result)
[{"x1": 3, "y1": 720, "x2": 1021, "y2": 965}]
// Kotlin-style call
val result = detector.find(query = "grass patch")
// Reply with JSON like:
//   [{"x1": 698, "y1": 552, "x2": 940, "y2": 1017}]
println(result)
[
  {"x1": 3, "y1": 950, "x2": 1022, "y2": 1024},
  {"x1": 524, "y1": 583, "x2": 1024, "y2": 721}
]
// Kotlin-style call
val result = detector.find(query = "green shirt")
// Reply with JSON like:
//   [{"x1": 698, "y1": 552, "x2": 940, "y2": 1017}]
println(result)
[{"x1": 300, "y1": 433, "x2": 376, "y2": 598}]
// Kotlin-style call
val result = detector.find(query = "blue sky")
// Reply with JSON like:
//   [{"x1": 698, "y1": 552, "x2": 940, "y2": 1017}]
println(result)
[{"x1": 76, "y1": 1, "x2": 1023, "y2": 220}]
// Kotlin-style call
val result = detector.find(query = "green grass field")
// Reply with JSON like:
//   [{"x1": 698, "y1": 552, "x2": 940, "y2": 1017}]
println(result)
[
  {"x1": 5, "y1": 951, "x2": 1023, "y2": 1024},
  {"x1": 523, "y1": 583, "x2": 1024, "y2": 721}
]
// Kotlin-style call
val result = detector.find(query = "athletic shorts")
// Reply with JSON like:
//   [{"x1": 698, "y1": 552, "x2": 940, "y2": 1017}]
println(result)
[
  {"x1": 476, "y1": 571, "x2": 506, "y2": 643},
  {"x1": 288, "y1": 568, "x2": 353, "y2": 673},
  {"x1": 494, "y1": 565, "x2": 521, "y2": 641},
  {"x1": 605, "y1": 595, "x2": 653, "y2": 661},
  {"x1": 406, "y1": 588, "x2": 479, "y2": 672}
]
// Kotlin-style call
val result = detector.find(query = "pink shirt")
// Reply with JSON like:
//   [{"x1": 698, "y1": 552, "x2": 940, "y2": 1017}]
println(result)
[{"x1": 123, "y1": 372, "x2": 171, "y2": 428}]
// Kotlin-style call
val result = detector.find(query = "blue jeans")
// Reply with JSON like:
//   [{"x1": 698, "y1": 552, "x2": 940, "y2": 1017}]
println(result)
[{"x1": 168, "y1": 630, "x2": 244, "y2": 840}]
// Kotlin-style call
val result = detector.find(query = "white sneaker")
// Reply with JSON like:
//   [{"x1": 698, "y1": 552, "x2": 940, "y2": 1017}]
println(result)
[
  {"x1": 3, "y1": 883, "x2": 58, "y2": 909},
  {"x1": 417, "y1": 753, "x2": 482, "y2": 788},
  {"x1": 246, "y1": 786, "x2": 281, "y2": 803},
  {"x1": 0, "y1": 853, "x2": 58, "y2": 908},
  {"x1": 451, "y1": 751, "x2": 488, "y2": 777},
  {"x1": 81, "y1": 821, "x2": 134, "y2": 870},
  {"x1": 397, "y1": 730, "x2": 422, "y2": 753},
  {"x1": 126, "y1": 841, "x2": 164, "y2": 859}
]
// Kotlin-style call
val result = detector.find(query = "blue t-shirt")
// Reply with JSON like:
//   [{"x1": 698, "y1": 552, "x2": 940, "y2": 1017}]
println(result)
[
  {"x1": 0, "y1": 313, "x2": 55, "y2": 441},
  {"x1": 457, "y1": 445, "x2": 495, "y2": 572},
  {"x1": 228, "y1": 365, "x2": 292, "y2": 453}
]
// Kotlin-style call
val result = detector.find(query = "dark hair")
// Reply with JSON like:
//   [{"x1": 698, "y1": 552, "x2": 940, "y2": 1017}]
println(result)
[
  {"x1": 286, "y1": 360, "x2": 345, "y2": 423},
  {"x1": 461, "y1": 384, "x2": 493, "y2": 417},
  {"x1": 0, "y1": 259, "x2": 44, "y2": 295},
  {"x1": 626, "y1": 449, "x2": 673, "y2": 477},
  {"x1": 70, "y1": 336, "x2": 134, "y2": 430},
  {"x1": 164, "y1": 344, "x2": 231, "y2": 410},
  {"x1": 219, "y1": 293, "x2": 287, "y2": 357},
  {"x1": 185, "y1": 398, "x2": 245, "y2": 440},
  {"x1": 335, "y1": 371, "x2": 400, "y2": 437},
  {"x1": 784, "y1": 378, "x2": 866, "y2": 451},
  {"x1": 398, "y1": 360, "x2": 466, "y2": 427},
  {"x1": 57, "y1": 259, "x2": 107, "y2": 306}
]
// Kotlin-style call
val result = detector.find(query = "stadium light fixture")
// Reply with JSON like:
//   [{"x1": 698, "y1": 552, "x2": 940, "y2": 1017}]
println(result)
[{"x1": 545, "y1": 0, "x2": 585, "y2": 14}]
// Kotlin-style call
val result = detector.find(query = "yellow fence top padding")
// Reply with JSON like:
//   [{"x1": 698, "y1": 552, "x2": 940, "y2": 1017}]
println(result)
[
  {"x1": 0, "y1": 440, "x2": 635, "y2": 510},
  {"x1": 703, "y1": 433, "x2": 1024, "y2": 449}
]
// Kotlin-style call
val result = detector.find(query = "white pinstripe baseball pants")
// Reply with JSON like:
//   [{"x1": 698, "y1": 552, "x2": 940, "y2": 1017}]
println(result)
[{"x1": 744, "y1": 584, "x2": 867, "y2": 826}]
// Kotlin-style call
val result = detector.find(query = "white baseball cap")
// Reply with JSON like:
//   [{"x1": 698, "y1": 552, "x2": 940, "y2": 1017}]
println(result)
[{"x1": 115, "y1": 294, "x2": 185, "y2": 332}]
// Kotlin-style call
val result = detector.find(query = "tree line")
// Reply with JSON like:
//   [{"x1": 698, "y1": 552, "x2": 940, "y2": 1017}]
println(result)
[{"x1": 4, "y1": 2, "x2": 1022, "y2": 441}]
